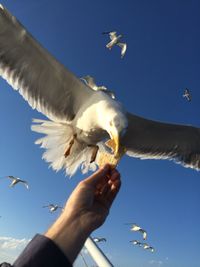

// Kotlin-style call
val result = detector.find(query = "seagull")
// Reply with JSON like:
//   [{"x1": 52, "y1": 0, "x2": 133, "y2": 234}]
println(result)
[
  {"x1": 183, "y1": 88, "x2": 192, "y2": 102},
  {"x1": 1, "y1": 5, "x2": 200, "y2": 177},
  {"x1": 6, "y1": 176, "x2": 29, "y2": 189},
  {"x1": 143, "y1": 243, "x2": 155, "y2": 252},
  {"x1": 93, "y1": 237, "x2": 107, "y2": 243},
  {"x1": 126, "y1": 223, "x2": 147, "y2": 240},
  {"x1": 43, "y1": 204, "x2": 63, "y2": 213},
  {"x1": 130, "y1": 240, "x2": 143, "y2": 246},
  {"x1": 102, "y1": 31, "x2": 127, "y2": 58},
  {"x1": 80, "y1": 75, "x2": 115, "y2": 99}
]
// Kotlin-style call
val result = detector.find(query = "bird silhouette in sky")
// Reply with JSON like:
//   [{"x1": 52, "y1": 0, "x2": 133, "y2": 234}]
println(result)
[
  {"x1": 43, "y1": 204, "x2": 63, "y2": 213},
  {"x1": 102, "y1": 31, "x2": 127, "y2": 58},
  {"x1": 183, "y1": 88, "x2": 192, "y2": 102},
  {"x1": 5, "y1": 176, "x2": 29, "y2": 189}
]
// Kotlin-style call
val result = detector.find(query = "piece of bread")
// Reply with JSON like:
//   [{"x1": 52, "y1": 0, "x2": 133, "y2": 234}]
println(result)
[{"x1": 96, "y1": 147, "x2": 126, "y2": 168}]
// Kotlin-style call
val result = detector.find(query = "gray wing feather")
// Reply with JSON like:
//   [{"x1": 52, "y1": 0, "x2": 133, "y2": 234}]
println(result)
[
  {"x1": 0, "y1": 6, "x2": 93, "y2": 122},
  {"x1": 122, "y1": 113, "x2": 200, "y2": 170}
]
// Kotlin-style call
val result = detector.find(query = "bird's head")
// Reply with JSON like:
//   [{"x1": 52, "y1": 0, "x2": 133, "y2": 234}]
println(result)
[
  {"x1": 104, "y1": 110, "x2": 128, "y2": 158},
  {"x1": 95, "y1": 94, "x2": 128, "y2": 157}
]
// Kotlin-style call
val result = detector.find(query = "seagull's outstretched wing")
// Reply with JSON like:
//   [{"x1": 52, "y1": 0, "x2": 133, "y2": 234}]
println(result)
[
  {"x1": 187, "y1": 95, "x2": 192, "y2": 102},
  {"x1": 141, "y1": 229, "x2": 147, "y2": 240},
  {"x1": 43, "y1": 204, "x2": 54, "y2": 209},
  {"x1": 7, "y1": 175, "x2": 15, "y2": 180},
  {"x1": 117, "y1": 42, "x2": 127, "y2": 58},
  {"x1": 0, "y1": 5, "x2": 94, "y2": 122},
  {"x1": 42, "y1": 205, "x2": 49, "y2": 208},
  {"x1": 122, "y1": 113, "x2": 200, "y2": 170},
  {"x1": 102, "y1": 31, "x2": 114, "y2": 34},
  {"x1": 20, "y1": 180, "x2": 29, "y2": 189}
]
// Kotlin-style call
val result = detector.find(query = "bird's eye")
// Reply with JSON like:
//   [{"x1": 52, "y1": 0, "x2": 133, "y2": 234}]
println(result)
[{"x1": 109, "y1": 121, "x2": 113, "y2": 126}]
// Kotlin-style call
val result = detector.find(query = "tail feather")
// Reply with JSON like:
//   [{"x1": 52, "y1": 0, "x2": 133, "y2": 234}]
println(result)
[{"x1": 31, "y1": 119, "x2": 97, "y2": 176}]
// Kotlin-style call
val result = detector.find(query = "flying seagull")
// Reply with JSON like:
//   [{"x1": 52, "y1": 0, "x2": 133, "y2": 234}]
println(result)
[
  {"x1": 130, "y1": 224, "x2": 147, "y2": 240},
  {"x1": 43, "y1": 204, "x2": 63, "y2": 213},
  {"x1": 93, "y1": 237, "x2": 107, "y2": 243},
  {"x1": 80, "y1": 75, "x2": 115, "y2": 99},
  {"x1": 183, "y1": 88, "x2": 192, "y2": 102},
  {"x1": 1, "y1": 5, "x2": 200, "y2": 177},
  {"x1": 143, "y1": 243, "x2": 155, "y2": 252},
  {"x1": 6, "y1": 176, "x2": 29, "y2": 189},
  {"x1": 126, "y1": 223, "x2": 147, "y2": 240},
  {"x1": 130, "y1": 240, "x2": 143, "y2": 246},
  {"x1": 102, "y1": 31, "x2": 127, "y2": 58}
]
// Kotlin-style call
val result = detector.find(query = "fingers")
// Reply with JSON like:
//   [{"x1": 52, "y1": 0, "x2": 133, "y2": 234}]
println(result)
[
  {"x1": 84, "y1": 165, "x2": 121, "y2": 210},
  {"x1": 99, "y1": 182, "x2": 110, "y2": 195},
  {"x1": 95, "y1": 169, "x2": 121, "y2": 209},
  {"x1": 106, "y1": 170, "x2": 121, "y2": 206},
  {"x1": 109, "y1": 168, "x2": 120, "y2": 182},
  {"x1": 84, "y1": 164, "x2": 111, "y2": 187}
]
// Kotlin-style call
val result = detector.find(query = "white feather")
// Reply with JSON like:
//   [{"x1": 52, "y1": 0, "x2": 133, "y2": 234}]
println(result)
[{"x1": 31, "y1": 119, "x2": 98, "y2": 176}]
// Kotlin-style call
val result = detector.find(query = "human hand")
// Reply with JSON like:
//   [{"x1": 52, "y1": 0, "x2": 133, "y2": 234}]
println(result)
[
  {"x1": 63, "y1": 164, "x2": 121, "y2": 234},
  {"x1": 45, "y1": 164, "x2": 121, "y2": 263}
]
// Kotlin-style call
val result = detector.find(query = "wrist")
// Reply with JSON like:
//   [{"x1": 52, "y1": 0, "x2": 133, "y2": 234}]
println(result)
[{"x1": 45, "y1": 213, "x2": 90, "y2": 263}]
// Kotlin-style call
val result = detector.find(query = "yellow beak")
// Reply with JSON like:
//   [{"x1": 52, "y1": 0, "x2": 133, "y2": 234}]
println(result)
[{"x1": 111, "y1": 132, "x2": 120, "y2": 158}]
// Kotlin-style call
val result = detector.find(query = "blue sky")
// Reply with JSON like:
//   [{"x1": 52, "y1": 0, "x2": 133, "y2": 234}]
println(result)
[{"x1": 0, "y1": 0, "x2": 200, "y2": 266}]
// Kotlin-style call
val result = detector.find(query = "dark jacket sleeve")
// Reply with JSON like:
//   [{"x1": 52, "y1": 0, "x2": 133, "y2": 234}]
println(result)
[{"x1": 12, "y1": 234, "x2": 72, "y2": 267}]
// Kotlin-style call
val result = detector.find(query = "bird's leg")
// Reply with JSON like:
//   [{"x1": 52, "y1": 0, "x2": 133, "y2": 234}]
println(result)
[
  {"x1": 64, "y1": 134, "x2": 77, "y2": 158},
  {"x1": 88, "y1": 145, "x2": 99, "y2": 163}
]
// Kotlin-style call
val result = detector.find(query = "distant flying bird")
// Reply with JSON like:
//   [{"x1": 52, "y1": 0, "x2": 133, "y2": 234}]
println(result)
[
  {"x1": 127, "y1": 223, "x2": 147, "y2": 240},
  {"x1": 6, "y1": 176, "x2": 29, "y2": 189},
  {"x1": 80, "y1": 75, "x2": 115, "y2": 99},
  {"x1": 130, "y1": 240, "x2": 143, "y2": 246},
  {"x1": 43, "y1": 204, "x2": 63, "y2": 213},
  {"x1": 93, "y1": 237, "x2": 107, "y2": 243},
  {"x1": 143, "y1": 243, "x2": 155, "y2": 252},
  {"x1": 183, "y1": 88, "x2": 192, "y2": 102},
  {"x1": 102, "y1": 31, "x2": 127, "y2": 58},
  {"x1": 1, "y1": 6, "x2": 200, "y2": 178}
]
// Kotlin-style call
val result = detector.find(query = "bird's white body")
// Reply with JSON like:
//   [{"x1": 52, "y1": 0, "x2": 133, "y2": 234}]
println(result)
[
  {"x1": 32, "y1": 91, "x2": 127, "y2": 176},
  {"x1": 75, "y1": 92, "x2": 123, "y2": 135}
]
